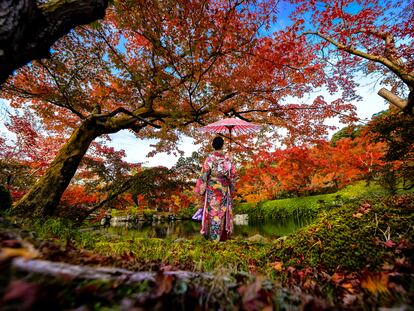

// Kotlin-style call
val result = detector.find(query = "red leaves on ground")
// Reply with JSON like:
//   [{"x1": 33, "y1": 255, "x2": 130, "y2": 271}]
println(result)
[
  {"x1": 237, "y1": 277, "x2": 274, "y2": 311},
  {"x1": 353, "y1": 202, "x2": 372, "y2": 218},
  {"x1": 2, "y1": 281, "x2": 41, "y2": 310},
  {"x1": 361, "y1": 272, "x2": 389, "y2": 295}
]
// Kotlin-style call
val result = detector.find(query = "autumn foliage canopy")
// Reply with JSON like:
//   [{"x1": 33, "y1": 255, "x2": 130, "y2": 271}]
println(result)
[{"x1": 0, "y1": 0, "x2": 412, "y2": 217}]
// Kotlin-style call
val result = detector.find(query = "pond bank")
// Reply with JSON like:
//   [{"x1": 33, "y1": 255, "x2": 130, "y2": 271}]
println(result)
[{"x1": 80, "y1": 191, "x2": 414, "y2": 308}]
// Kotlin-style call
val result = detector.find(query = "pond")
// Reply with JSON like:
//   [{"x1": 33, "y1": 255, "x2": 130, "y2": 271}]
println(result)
[{"x1": 93, "y1": 215, "x2": 314, "y2": 240}]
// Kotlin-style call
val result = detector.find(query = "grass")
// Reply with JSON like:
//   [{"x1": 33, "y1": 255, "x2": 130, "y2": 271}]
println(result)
[
  {"x1": 79, "y1": 235, "x2": 273, "y2": 274},
  {"x1": 32, "y1": 217, "x2": 81, "y2": 242},
  {"x1": 23, "y1": 182, "x2": 413, "y2": 278}
]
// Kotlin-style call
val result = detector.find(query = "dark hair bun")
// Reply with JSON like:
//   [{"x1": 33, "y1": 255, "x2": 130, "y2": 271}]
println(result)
[{"x1": 212, "y1": 136, "x2": 224, "y2": 150}]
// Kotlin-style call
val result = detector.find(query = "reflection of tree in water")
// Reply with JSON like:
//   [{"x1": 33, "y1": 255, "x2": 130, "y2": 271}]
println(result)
[
  {"x1": 149, "y1": 222, "x2": 167, "y2": 238},
  {"x1": 148, "y1": 221, "x2": 200, "y2": 239}
]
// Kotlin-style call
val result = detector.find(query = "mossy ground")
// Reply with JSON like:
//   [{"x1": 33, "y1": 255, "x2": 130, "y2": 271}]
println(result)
[{"x1": 268, "y1": 194, "x2": 414, "y2": 273}]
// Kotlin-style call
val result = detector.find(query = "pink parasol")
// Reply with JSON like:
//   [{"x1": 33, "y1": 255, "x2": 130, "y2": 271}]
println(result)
[{"x1": 199, "y1": 117, "x2": 261, "y2": 151}]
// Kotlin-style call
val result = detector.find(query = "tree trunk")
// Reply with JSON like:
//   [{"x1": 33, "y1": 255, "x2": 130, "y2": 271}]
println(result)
[
  {"x1": 0, "y1": 0, "x2": 108, "y2": 85},
  {"x1": 12, "y1": 118, "x2": 100, "y2": 217}
]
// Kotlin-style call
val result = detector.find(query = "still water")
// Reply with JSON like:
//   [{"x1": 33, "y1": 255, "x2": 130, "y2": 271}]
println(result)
[{"x1": 96, "y1": 216, "x2": 313, "y2": 240}]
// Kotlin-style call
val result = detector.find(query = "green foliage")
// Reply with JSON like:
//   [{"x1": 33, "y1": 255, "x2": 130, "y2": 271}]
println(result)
[
  {"x1": 111, "y1": 206, "x2": 141, "y2": 217},
  {"x1": 176, "y1": 204, "x2": 198, "y2": 219},
  {"x1": 0, "y1": 184, "x2": 12, "y2": 214},
  {"x1": 368, "y1": 112, "x2": 414, "y2": 191},
  {"x1": 236, "y1": 196, "x2": 319, "y2": 220},
  {"x1": 234, "y1": 181, "x2": 386, "y2": 220},
  {"x1": 369, "y1": 112, "x2": 413, "y2": 162},
  {"x1": 172, "y1": 151, "x2": 202, "y2": 183},
  {"x1": 110, "y1": 209, "x2": 126, "y2": 217},
  {"x1": 330, "y1": 125, "x2": 361, "y2": 146},
  {"x1": 142, "y1": 209, "x2": 157, "y2": 219},
  {"x1": 33, "y1": 218, "x2": 80, "y2": 242}
]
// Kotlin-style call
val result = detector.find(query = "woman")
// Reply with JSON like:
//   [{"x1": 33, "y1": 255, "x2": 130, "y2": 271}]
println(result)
[{"x1": 194, "y1": 137, "x2": 236, "y2": 241}]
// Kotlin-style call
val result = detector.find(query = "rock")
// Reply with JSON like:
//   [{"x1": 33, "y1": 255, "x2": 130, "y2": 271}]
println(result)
[
  {"x1": 247, "y1": 234, "x2": 268, "y2": 243},
  {"x1": 234, "y1": 214, "x2": 249, "y2": 225},
  {"x1": 173, "y1": 238, "x2": 186, "y2": 243}
]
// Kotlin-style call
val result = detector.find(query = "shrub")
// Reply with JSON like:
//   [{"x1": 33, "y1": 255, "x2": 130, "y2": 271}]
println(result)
[
  {"x1": 177, "y1": 204, "x2": 198, "y2": 219},
  {"x1": 234, "y1": 181, "x2": 386, "y2": 220},
  {"x1": 0, "y1": 184, "x2": 12, "y2": 214},
  {"x1": 33, "y1": 218, "x2": 80, "y2": 242}
]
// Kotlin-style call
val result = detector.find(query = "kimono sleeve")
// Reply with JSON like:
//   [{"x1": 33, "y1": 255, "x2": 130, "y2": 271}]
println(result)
[{"x1": 194, "y1": 155, "x2": 212, "y2": 196}]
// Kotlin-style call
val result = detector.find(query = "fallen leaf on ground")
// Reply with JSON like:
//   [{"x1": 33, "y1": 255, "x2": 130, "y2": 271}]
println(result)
[
  {"x1": 361, "y1": 272, "x2": 389, "y2": 294},
  {"x1": 0, "y1": 247, "x2": 39, "y2": 261},
  {"x1": 270, "y1": 261, "x2": 283, "y2": 272}
]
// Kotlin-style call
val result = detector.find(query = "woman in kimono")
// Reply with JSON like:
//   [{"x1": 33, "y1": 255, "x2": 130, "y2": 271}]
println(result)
[{"x1": 194, "y1": 136, "x2": 237, "y2": 241}]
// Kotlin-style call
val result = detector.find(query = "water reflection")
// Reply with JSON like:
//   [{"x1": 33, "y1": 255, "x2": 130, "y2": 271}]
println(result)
[
  {"x1": 98, "y1": 216, "x2": 313, "y2": 240},
  {"x1": 234, "y1": 217, "x2": 313, "y2": 238}
]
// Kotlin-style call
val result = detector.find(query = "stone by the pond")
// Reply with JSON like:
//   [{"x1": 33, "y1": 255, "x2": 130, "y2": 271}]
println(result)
[
  {"x1": 233, "y1": 214, "x2": 249, "y2": 225},
  {"x1": 247, "y1": 234, "x2": 268, "y2": 243},
  {"x1": 173, "y1": 238, "x2": 186, "y2": 243}
]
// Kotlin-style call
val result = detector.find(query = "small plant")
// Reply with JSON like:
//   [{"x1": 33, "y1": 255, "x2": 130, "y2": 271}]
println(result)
[{"x1": 143, "y1": 209, "x2": 156, "y2": 219}]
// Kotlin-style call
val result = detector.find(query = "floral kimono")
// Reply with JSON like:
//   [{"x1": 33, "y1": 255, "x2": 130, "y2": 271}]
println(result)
[{"x1": 194, "y1": 151, "x2": 236, "y2": 241}]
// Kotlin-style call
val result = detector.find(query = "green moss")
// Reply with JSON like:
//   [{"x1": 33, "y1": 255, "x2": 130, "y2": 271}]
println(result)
[
  {"x1": 82, "y1": 235, "x2": 272, "y2": 273},
  {"x1": 268, "y1": 195, "x2": 414, "y2": 273}
]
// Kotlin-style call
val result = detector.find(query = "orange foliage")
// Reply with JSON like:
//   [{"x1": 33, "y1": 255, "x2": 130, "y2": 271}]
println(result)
[
  {"x1": 60, "y1": 185, "x2": 98, "y2": 206},
  {"x1": 237, "y1": 133, "x2": 387, "y2": 202}
]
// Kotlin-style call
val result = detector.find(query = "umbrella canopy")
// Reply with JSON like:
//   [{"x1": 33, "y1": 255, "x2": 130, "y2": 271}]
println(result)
[
  {"x1": 199, "y1": 118, "x2": 261, "y2": 135},
  {"x1": 199, "y1": 118, "x2": 261, "y2": 151}
]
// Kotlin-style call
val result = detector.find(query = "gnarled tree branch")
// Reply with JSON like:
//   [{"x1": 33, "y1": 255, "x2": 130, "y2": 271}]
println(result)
[
  {"x1": 304, "y1": 31, "x2": 414, "y2": 90},
  {"x1": 0, "y1": 0, "x2": 108, "y2": 85}
]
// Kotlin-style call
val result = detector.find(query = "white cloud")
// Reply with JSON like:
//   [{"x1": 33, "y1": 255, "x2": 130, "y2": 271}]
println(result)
[{"x1": 107, "y1": 131, "x2": 199, "y2": 168}]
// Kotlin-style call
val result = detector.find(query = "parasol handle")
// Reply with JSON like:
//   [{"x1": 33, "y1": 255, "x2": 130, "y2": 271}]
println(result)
[{"x1": 228, "y1": 126, "x2": 232, "y2": 153}]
